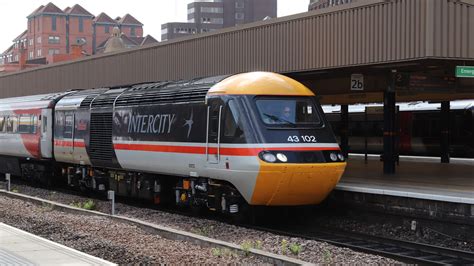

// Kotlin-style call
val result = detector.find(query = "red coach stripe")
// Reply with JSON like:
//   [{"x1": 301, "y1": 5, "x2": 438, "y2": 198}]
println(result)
[{"x1": 54, "y1": 139, "x2": 86, "y2": 148}]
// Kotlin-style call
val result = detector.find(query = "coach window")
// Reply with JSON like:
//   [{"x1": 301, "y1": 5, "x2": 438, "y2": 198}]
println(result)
[
  {"x1": 55, "y1": 112, "x2": 65, "y2": 138},
  {"x1": 223, "y1": 100, "x2": 244, "y2": 142},
  {"x1": 42, "y1": 115, "x2": 47, "y2": 134},
  {"x1": 32, "y1": 115, "x2": 37, "y2": 134},
  {"x1": 6, "y1": 116, "x2": 18, "y2": 133},
  {"x1": 0, "y1": 116, "x2": 5, "y2": 133},
  {"x1": 64, "y1": 115, "x2": 73, "y2": 138},
  {"x1": 19, "y1": 115, "x2": 32, "y2": 134}
]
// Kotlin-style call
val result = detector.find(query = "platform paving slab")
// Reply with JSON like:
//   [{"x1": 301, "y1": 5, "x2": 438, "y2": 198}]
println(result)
[{"x1": 0, "y1": 222, "x2": 115, "y2": 266}]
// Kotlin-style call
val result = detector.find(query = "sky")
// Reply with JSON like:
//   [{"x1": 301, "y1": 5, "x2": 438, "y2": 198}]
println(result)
[{"x1": 0, "y1": 0, "x2": 310, "y2": 51}]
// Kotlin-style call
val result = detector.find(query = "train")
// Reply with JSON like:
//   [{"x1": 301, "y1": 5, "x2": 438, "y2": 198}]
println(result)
[
  {"x1": 0, "y1": 72, "x2": 346, "y2": 216},
  {"x1": 323, "y1": 100, "x2": 474, "y2": 158}
]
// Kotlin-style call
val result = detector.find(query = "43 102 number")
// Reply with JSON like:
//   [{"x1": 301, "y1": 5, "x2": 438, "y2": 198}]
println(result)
[{"x1": 287, "y1": 135, "x2": 317, "y2": 143}]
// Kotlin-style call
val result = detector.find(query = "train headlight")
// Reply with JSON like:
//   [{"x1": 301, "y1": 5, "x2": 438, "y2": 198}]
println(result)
[
  {"x1": 330, "y1": 152, "x2": 338, "y2": 162},
  {"x1": 276, "y1": 153, "x2": 288, "y2": 162},
  {"x1": 262, "y1": 153, "x2": 277, "y2": 163},
  {"x1": 337, "y1": 153, "x2": 345, "y2": 161}
]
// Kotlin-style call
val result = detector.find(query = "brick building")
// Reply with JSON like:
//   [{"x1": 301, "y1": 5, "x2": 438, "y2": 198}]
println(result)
[
  {"x1": 308, "y1": 0, "x2": 355, "y2": 10},
  {"x1": 161, "y1": 0, "x2": 277, "y2": 41},
  {"x1": 1, "y1": 2, "x2": 156, "y2": 72}
]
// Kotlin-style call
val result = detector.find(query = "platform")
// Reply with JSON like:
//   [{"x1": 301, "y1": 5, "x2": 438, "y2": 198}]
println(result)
[
  {"x1": 0, "y1": 223, "x2": 115, "y2": 265},
  {"x1": 333, "y1": 154, "x2": 474, "y2": 223},
  {"x1": 337, "y1": 154, "x2": 474, "y2": 204}
]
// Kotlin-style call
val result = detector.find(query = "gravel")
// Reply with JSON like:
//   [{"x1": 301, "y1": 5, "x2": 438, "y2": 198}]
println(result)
[
  {"x1": 2, "y1": 183, "x2": 400, "y2": 264},
  {"x1": 304, "y1": 210, "x2": 474, "y2": 252},
  {"x1": 0, "y1": 195, "x2": 268, "y2": 264}
]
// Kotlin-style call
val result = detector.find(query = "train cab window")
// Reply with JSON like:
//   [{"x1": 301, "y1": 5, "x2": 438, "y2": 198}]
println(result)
[
  {"x1": 223, "y1": 100, "x2": 244, "y2": 142},
  {"x1": 64, "y1": 115, "x2": 74, "y2": 138},
  {"x1": 209, "y1": 107, "x2": 220, "y2": 138},
  {"x1": 255, "y1": 97, "x2": 322, "y2": 127}
]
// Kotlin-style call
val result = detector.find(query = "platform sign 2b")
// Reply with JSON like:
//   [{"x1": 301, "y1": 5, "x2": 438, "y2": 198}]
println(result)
[
  {"x1": 351, "y1": 74, "x2": 364, "y2": 91},
  {"x1": 456, "y1": 66, "x2": 474, "y2": 78}
]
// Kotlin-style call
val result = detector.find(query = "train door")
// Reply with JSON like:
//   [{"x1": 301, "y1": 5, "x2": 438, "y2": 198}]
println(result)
[
  {"x1": 56, "y1": 111, "x2": 75, "y2": 162},
  {"x1": 206, "y1": 99, "x2": 223, "y2": 164},
  {"x1": 64, "y1": 112, "x2": 75, "y2": 161},
  {"x1": 40, "y1": 109, "x2": 53, "y2": 158}
]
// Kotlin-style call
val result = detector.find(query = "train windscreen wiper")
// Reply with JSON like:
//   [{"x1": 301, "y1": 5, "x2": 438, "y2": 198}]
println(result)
[{"x1": 263, "y1": 113, "x2": 296, "y2": 127}]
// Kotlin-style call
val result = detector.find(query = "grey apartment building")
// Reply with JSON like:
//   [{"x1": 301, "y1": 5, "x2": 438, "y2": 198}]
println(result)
[
  {"x1": 161, "y1": 0, "x2": 277, "y2": 41},
  {"x1": 309, "y1": 0, "x2": 354, "y2": 10}
]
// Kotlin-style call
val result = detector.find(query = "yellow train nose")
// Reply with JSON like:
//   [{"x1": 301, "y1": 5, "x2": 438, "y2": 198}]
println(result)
[{"x1": 250, "y1": 162, "x2": 346, "y2": 206}]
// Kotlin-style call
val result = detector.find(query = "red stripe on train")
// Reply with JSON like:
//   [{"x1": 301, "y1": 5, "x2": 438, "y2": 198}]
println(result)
[
  {"x1": 113, "y1": 143, "x2": 339, "y2": 156},
  {"x1": 54, "y1": 139, "x2": 86, "y2": 148}
]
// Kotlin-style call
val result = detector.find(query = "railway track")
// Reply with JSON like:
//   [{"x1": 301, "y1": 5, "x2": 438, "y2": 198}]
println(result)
[
  {"x1": 5, "y1": 179, "x2": 474, "y2": 264},
  {"x1": 254, "y1": 225, "x2": 474, "y2": 265}
]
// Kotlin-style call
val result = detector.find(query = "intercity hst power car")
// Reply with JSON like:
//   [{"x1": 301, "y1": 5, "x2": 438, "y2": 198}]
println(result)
[{"x1": 0, "y1": 72, "x2": 346, "y2": 215}]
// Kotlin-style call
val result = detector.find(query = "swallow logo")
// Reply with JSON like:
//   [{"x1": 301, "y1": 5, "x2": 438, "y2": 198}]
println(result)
[{"x1": 183, "y1": 110, "x2": 194, "y2": 138}]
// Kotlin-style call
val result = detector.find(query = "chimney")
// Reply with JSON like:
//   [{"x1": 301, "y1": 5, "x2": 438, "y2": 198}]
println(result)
[
  {"x1": 19, "y1": 43, "x2": 27, "y2": 70},
  {"x1": 70, "y1": 44, "x2": 83, "y2": 59}
]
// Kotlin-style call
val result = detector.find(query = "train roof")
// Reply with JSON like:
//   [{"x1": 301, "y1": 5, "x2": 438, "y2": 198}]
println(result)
[
  {"x1": 322, "y1": 100, "x2": 474, "y2": 114},
  {"x1": 55, "y1": 75, "x2": 230, "y2": 110},
  {"x1": 208, "y1": 72, "x2": 315, "y2": 96},
  {"x1": 58, "y1": 72, "x2": 316, "y2": 110},
  {"x1": 0, "y1": 92, "x2": 71, "y2": 112}
]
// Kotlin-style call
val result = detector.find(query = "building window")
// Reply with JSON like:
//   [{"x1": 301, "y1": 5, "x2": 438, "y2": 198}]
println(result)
[
  {"x1": 37, "y1": 18, "x2": 40, "y2": 31},
  {"x1": 14, "y1": 55, "x2": 19, "y2": 62},
  {"x1": 48, "y1": 49, "x2": 60, "y2": 55},
  {"x1": 29, "y1": 51, "x2": 34, "y2": 59},
  {"x1": 187, "y1": 7, "x2": 195, "y2": 14},
  {"x1": 235, "y1": 2, "x2": 244, "y2": 8},
  {"x1": 161, "y1": 28, "x2": 168, "y2": 35},
  {"x1": 37, "y1": 49, "x2": 42, "y2": 57},
  {"x1": 201, "y1": 17, "x2": 223, "y2": 24},
  {"x1": 76, "y1": 37, "x2": 86, "y2": 44},
  {"x1": 201, "y1": 7, "x2": 223, "y2": 13},
  {"x1": 214, "y1": 18, "x2": 223, "y2": 24},
  {"x1": 37, "y1": 36, "x2": 42, "y2": 44},
  {"x1": 48, "y1": 36, "x2": 60, "y2": 44},
  {"x1": 130, "y1": 26, "x2": 136, "y2": 36},
  {"x1": 29, "y1": 39, "x2": 33, "y2": 46},
  {"x1": 52, "y1": 15, "x2": 57, "y2": 31},
  {"x1": 235, "y1": 12, "x2": 244, "y2": 20},
  {"x1": 14, "y1": 43, "x2": 18, "y2": 49},
  {"x1": 78, "y1": 17, "x2": 84, "y2": 32},
  {"x1": 105, "y1": 25, "x2": 110, "y2": 33}
]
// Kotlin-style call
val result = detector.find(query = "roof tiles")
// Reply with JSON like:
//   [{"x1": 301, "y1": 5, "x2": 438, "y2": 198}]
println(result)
[
  {"x1": 93, "y1": 12, "x2": 117, "y2": 24},
  {"x1": 66, "y1": 4, "x2": 93, "y2": 17},
  {"x1": 118, "y1": 14, "x2": 143, "y2": 26}
]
